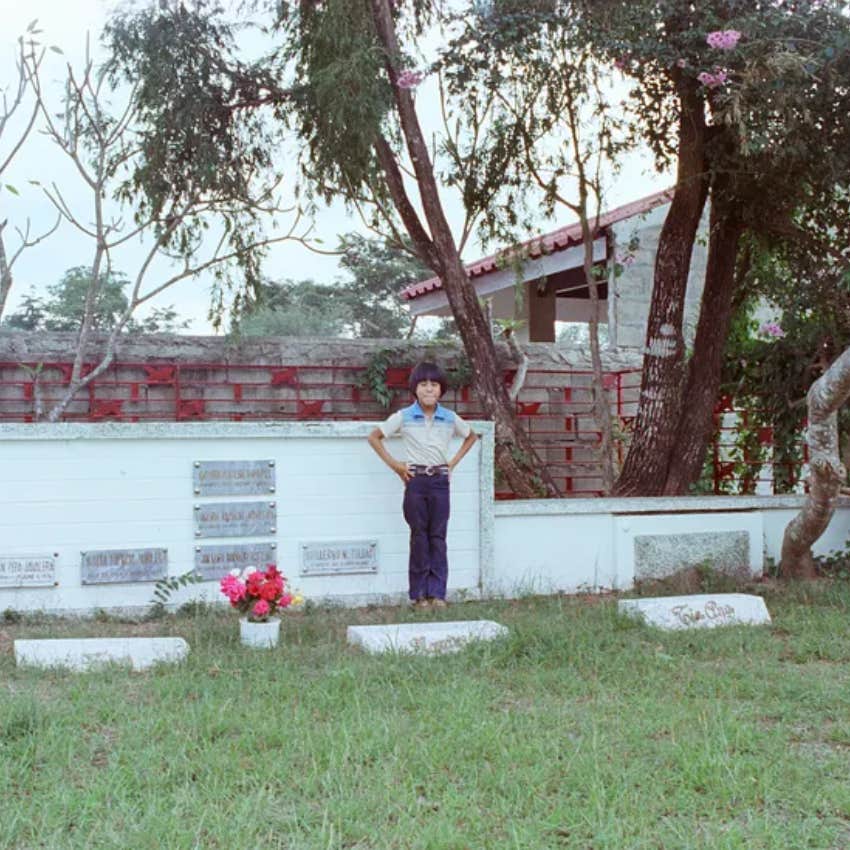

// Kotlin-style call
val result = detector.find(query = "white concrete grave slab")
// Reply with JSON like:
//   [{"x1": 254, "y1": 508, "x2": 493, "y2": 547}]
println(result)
[
  {"x1": 618, "y1": 594, "x2": 771, "y2": 631},
  {"x1": 347, "y1": 620, "x2": 508, "y2": 655},
  {"x1": 14, "y1": 637, "x2": 189, "y2": 672}
]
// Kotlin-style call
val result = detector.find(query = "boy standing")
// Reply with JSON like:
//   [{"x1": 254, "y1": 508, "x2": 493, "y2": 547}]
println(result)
[{"x1": 368, "y1": 362, "x2": 478, "y2": 609}]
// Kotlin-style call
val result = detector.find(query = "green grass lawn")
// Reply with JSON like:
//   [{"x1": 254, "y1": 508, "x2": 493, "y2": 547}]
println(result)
[{"x1": 2, "y1": 584, "x2": 850, "y2": 849}]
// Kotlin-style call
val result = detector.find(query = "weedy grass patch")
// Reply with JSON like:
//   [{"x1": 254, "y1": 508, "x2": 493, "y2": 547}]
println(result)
[{"x1": 2, "y1": 587, "x2": 850, "y2": 849}]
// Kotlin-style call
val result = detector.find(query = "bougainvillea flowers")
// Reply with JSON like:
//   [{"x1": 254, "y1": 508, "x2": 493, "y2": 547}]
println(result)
[{"x1": 707, "y1": 30, "x2": 742, "y2": 51}]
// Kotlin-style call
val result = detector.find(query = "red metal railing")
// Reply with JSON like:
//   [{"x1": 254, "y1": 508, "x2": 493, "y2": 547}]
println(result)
[{"x1": 0, "y1": 359, "x2": 804, "y2": 496}]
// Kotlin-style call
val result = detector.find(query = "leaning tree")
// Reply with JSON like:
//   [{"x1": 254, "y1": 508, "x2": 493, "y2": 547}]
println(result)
[{"x1": 106, "y1": 0, "x2": 560, "y2": 497}]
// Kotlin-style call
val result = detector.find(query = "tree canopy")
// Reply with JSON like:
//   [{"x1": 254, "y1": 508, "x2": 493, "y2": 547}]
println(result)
[{"x1": 2, "y1": 267, "x2": 189, "y2": 333}]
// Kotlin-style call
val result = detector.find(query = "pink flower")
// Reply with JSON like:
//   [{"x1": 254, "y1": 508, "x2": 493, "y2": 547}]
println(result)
[
  {"x1": 220, "y1": 574, "x2": 246, "y2": 604},
  {"x1": 706, "y1": 30, "x2": 742, "y2": 51},
  {"x1": 252, "y1": 599, "x2": 270, "y2": 619},
  {"x1": 759, "y1": 321, "x2": 785, "y2": 339},
  {"x1": 697, "y1": 70, "x2": 728, "y2": 89},
  {"x1": 396, "y1": 69, "x2": 425, "y2": 90}
]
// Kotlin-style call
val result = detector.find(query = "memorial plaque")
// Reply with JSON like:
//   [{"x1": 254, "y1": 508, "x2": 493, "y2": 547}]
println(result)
[
  {"x1": 0, "y1": 554, "x2": 57, "y2": 588},
  {"x1": 81, "y1": 548, "x2": 168, "y2": 585},
  {"x1": 192, "y1": 460, "x2": 276, "y2": 496},
  {"x1": 194, "y1": 543, "x2": 277, "y2": 581},
  {"x1": 300, "y1": 540, "x2": 378, "y2": 576},
  {"x1": 194, "y1": 501, "x2": 276, "y2": 538}
]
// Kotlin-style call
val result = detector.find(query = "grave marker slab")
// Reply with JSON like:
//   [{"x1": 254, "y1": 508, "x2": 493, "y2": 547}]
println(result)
[
  {"x1": 347, "y1": 620, "x2": 508, "y2": 655},
  {"x1": 618, "y1": 593, "x2": 771, "y2": 631},
  {"x1": 14, "y1": 637, "x2": 189, "y2": 672}
]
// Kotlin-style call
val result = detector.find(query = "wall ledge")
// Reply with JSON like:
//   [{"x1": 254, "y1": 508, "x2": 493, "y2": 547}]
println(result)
[{"x1": 494, "y1": 494, "x2": 847, "y2": 516}]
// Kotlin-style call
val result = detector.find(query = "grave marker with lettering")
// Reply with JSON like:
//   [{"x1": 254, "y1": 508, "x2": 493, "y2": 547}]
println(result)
[
  {"x1": 192, "y1": 459, "x2": 276, "y2": 496},
  {"x1": 81, "y1": 548, "x2": 168, "y2": 585},
  {"x1": 0, "y1": 554, "x2": 57, "y2": 588},
  {"x1": 194, "y1": 542, "x2": 277, "y2": 580},
  {"x1": 347, "y1": 620, "x2": 509, "y2": 655},
  {"x1": 194, "y1": 501, "x2": 276, "y2": 538},
  {"x1": 300, "y1": 540, "x2": 378, "y2": 576},
  {"x1": 618, "y1": 594, "x2": 771, "y2": 631}
]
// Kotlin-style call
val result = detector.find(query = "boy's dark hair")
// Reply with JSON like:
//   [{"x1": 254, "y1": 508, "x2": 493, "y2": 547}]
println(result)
[{"x1": 409, "y1": 361, "x2": 448, "y2": 397}]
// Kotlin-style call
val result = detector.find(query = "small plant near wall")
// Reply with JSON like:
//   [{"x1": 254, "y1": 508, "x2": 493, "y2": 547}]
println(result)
[
  {"x1": 360, "y1": 348, "x2": 411, "y2": 409},
  {"x1": 147, "y1": 569, "x2": 205, "y2": 619},
  {"x1": 360, "y1": 346, "x2": 472, "y2": 409},
  {"x1": 814, "y1": 539, "x2": 850, "y2": 581}
]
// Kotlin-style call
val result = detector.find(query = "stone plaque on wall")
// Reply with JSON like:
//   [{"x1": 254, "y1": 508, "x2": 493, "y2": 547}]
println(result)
[
  {"x1": 633, "y1": 531, "x2": 750, "y2": 581},
  {"x1": 0, "y1": 554, "x2": 57, "y2": 588},
  {"x1": 194, "y1": 501, "x2": 276, "y2": 538},
  {"x1": 300, "y1": 540, "x2": 378, "y2": 576},
  {"x1": 192, "y1": 460, "x2": 276, "y2": 496},
  {"x1": 81, "y1": 548, "x2": 168, "y2": 585},
  {"x1": 194, "y1": 543, "x2": 277, "y2": 581}
]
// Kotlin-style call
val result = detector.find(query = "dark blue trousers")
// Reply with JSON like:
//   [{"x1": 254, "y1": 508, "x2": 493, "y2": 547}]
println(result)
[{"x1": 402, "y1": 475, "x2": 450, "y2": 601}]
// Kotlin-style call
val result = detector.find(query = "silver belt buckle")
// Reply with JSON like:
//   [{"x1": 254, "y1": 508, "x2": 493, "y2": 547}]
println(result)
[{"x1": 424, "y1": 465, "x2": 436, "y2": 476}]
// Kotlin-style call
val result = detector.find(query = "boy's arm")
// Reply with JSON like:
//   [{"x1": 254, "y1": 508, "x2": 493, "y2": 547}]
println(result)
[
  {"x1": 368, "y1": 427, "x2": 412, "y2": 482},
  {"x1": 448, "y1": 430, "x2": 478, "y2": 473}
]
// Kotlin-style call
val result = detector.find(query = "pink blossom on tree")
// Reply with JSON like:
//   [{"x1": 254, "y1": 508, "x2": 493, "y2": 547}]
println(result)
[
  {"x1": 396, "y1": 69, "x2": 425, "y2": 89},
  {"x1": 759, "y1": 321, "x2": 786, "y2": 338},
  {"x1": 697, "y1": 70, "x2": 728, "y2": 88},
  {"x1": 706, "y1": 30, "x2": 742, "y2": 51}
]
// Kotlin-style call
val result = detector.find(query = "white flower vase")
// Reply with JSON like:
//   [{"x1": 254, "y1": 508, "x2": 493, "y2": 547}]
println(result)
[{"x1": 239, "y1": 617, "x2": 281, "y2": 649}]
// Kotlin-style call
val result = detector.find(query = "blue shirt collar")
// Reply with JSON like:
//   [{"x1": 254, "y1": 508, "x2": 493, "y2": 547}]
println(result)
[{"x1": 410, "y1": 400, "x2": 448, "y2": 420}]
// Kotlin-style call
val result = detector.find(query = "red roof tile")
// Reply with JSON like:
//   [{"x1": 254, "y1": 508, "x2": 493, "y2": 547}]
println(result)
[{"x1": 401, "y1": 187, "x2": 674, "y2": 301}]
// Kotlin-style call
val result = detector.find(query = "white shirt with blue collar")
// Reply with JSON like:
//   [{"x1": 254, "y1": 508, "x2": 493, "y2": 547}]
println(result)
[{"x1": 379, "y1": 401, "x2": 472, "y2": 467}]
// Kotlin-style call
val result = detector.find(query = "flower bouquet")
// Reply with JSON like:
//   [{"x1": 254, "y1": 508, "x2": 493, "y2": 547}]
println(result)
[{"x1": 219, "y1": 564, "x2": 300, "y2": 622}]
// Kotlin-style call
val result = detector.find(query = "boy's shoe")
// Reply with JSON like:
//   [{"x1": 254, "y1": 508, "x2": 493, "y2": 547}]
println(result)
[
  {"x1": 429, "y1": 598, "x2": 448, "y2": 609},
  {"x1": 412, "y1": 598, "x2": 431, "y2": 610}
]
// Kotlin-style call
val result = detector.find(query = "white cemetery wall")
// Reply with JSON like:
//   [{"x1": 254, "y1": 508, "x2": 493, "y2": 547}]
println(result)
[
  {"x1": 2, "y1": 421, "x2": 849, "y2": 615},
  {"x1": 0, "y1": 421, "x2": 493, "y2": 614},
  {"x1": 492, "y1": 495, "x2": 850, "y2": 596}
]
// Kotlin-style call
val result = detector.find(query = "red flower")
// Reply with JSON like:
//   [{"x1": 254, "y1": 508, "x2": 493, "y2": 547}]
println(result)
[{"x1": 259, "y1": 580, "x2": 281, "y2": 601}]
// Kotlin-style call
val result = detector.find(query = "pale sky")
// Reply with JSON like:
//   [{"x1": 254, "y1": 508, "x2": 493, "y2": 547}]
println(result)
[{"x1": 0, "y1": 0, "x2": 667, "y2": 334}]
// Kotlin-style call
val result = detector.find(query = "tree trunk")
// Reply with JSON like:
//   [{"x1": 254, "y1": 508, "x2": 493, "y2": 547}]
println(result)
[
  {"x1": 663, "y1": 190, "x2": 744, "y2": 494},
  {"x1": 0, "y1": 224, "x2": 11, "y2": 321},
  {"x1": 580, "y1": 214, "x2": 615, "y2": 494},
  {"x1": 613, "y1": 78, "x2": 709, "y2": 496},
  {"x1": 779, "y1": 346, "x2": 850, "y2": 578},
  {"x1": 370, "y1": 0, "x2": 559, "y2": 498}
]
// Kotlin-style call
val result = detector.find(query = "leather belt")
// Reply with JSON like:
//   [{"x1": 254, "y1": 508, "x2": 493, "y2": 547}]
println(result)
[{"x1": 408, "y1": 464, "x2": 449, "y2": 477}]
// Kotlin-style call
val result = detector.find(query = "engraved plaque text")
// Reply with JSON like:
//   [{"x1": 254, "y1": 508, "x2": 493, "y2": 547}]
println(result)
[
  {"x1": 192, "y1": 460, "x2": 275, "y2": 496},
  {"x1": 300, "y1": 540, "x2": 378, "y2": 576},
  {"x1": 0, "y1": 555, "x2": 56, "y2": 588},
  {"x1": 81, "y1": 548, "x2": 168, "y2": 585},
  {"x1": 194, "y1": 501, "x2": 276, "y2": 538},
  {"x1": 194, "y1": 543, "x2": 277, "y2": 581}
]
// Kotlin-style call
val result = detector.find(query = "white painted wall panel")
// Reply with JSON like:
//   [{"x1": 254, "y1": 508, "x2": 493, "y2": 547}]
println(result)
[
  {"x1": 0, "y1": 421, "x2": 491, "y2": 613},
  {"x1": 494, "y1": 512, "x2": 616, "y2": 595}
]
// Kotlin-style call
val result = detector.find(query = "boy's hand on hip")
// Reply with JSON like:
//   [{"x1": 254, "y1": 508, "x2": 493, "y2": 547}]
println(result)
[{"x1": 393, "y1": 460, "x2": 412, "y2": 483}]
